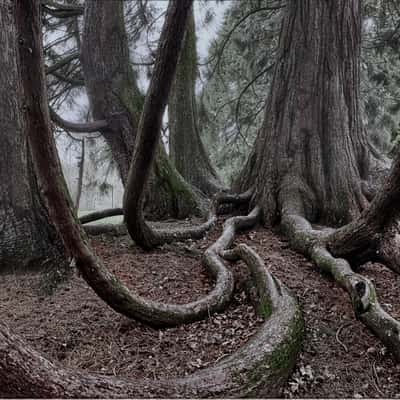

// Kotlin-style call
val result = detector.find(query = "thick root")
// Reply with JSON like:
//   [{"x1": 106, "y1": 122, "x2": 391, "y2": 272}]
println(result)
[
  {"x1": 83, "y1": 223, "x2": 126, "y2": 236},
  {"x1": 216, "y1": 187, "x2": 254, "y2": 215},
  {"x1": 73, "y1": 208, "x2": 263, "y2": 327},
  {"x1": 79, "y1": 208, "x2": 123, "y2": 224},
  {"x1": 133, "y1": 188, "x2": 257, "y2": 250},
  {"x1": 281, "y1": 209, "x2": 400, "y2": 361},
  {"x1": 139, "y1": 206, "x2": 217, "y2": 249},
  {"x1": 0, "y1": 238, "x2": 303, "y2": 398}
]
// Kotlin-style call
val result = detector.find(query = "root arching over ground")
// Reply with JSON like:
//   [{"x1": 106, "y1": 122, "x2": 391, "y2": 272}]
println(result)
[
  {"x1": 10, "y1": 1, "x2": 304, "y2": 395},
  {"x1": 245, "y1": 163, "x2": 400, "y2": 362},
  {"x1": 0, "y1": 242, "x2": 303, "y2": 397}
]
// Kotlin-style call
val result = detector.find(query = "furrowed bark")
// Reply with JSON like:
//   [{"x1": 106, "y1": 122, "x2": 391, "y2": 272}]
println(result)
[
  {"x1": 0, "y1": 0, "x2": 66, "y2": 271},
  {"x1": 236, "y1": 0, "x2": 370, "y2": 226},
  {"x1": 327, "y1": 150, "x2": 400, "y2": 267}
]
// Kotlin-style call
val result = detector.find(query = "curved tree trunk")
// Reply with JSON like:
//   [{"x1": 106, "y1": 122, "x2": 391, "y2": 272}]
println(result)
[
  {"x1": 123, "y1": 0, "x2": 218, "y2": 250},
  {"x1": 20, "y1": 0, "x2": 232, "y2": 328},
  {"x1": 237, "y1": 0, "x2": 370, "y2": 227},
  {"x1": 0, "y1": 0, "x2": 65, "y2": 270},
  {"x1": 168, "y1": 9, "x2": 223, "y2": 196},
  {"x1": 81, "y1": 0, "x2": 203, "y2": 219},
  {"x1": 3, "y1": 3, "x2": 305, "y2": 394}
]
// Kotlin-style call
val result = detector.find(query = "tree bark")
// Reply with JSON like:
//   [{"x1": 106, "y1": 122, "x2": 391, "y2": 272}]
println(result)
[
  {"x1": 237, "y1": 0, "x2": 370, "y2": 227},
  {"x1": 74, "y1": 137, "x2": 85, "y2": 210},
  {"x1": 123, "y1": 0, "x2": 213, "y2": 249},
  {"x1": 327, "y1": 152, "x2": 400, "y2": 266},
  {"x1": 19, "y1": 0, "x2": 233, "y2": 328},
  {"x1": 234, "y1": 0, "x2": 400, "y2": 360},
  {"x1": 0, "y1": 0, "x2": 65, "y2": 270},
  {"x1": 168, "y1": 9, "x2": 223, "y2": 196},
  {"x1": 81, "y1": 0, "x2": 204, "y2": 219}
]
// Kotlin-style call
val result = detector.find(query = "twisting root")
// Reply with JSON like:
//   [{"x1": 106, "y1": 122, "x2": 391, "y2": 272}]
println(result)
[
  {"x1": 144, "y1": 188, "x2": 257, "y2": 246},
  {"x1": 0, "y1": 233, "x2": 303, "y2": 398},
  {"x1": 75, "y1": 207, "x2": 232, "y2": 327},
  {"x1": 281, "y1": 207, "x2": 400, "y2": 361},
  {"x1": 65, "y1": 208, "x2": 265, "y2": 328},
  {"x1": 141, "y1": 205, "x2": 218, "y2": 248}
]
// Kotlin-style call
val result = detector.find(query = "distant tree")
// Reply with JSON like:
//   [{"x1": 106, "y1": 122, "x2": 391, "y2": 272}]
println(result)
[
  {"x1": 78, "y1": 0, "x2": 206, "y2": 219},
  {"x1": 168, "y1": 8, "x2": 223, "y2": 196}
]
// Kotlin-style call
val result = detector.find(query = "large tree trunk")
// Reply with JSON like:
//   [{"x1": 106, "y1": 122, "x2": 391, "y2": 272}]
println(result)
[
  {"x1": 237, "y1": 0, "x2": 370, "y2": 227},
  {"x1": 81, "y1": 0, "x2": 204, "y2": 219},
  {"x1": 2, "y1": 3, "x2": 304, "y2": 394},
  {"x1": 168, "y1": 9, "x2": 222, "y2": 196},
  {"x1": 236, "y1": 0, "x2": 400, "y2": 360},
  {"x1": 0, "y1": 0, "x2": 65, "y2": 270}
]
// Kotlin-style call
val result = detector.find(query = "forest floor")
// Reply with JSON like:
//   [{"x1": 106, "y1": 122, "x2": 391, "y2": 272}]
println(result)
[{"x1": 1, "y1": 216, "x2": 400, "y2": 398}]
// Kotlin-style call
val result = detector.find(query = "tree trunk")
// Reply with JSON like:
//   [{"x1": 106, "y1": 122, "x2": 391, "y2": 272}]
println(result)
[
  {"x1": 237, "y1": 0, "x2": 370, "y2": 227},
  {"x1": 74, "y1": 138, "x2": 85, "y2": 210},
  {"x1": 81, "y1": 0, "x2": 204, "y2": 219},
  {"x1": 235, "y1": 0, "x2": 400, "y2": 360},
  {"x1": 0, "y1": 0, "x2": 65, "y2": 270},
  {"x1": 327, "y1": 152, "x2": 400, "y2": 266},
  {"x1": 168, "y1": 9, "x2": 222, "y2": 196}
]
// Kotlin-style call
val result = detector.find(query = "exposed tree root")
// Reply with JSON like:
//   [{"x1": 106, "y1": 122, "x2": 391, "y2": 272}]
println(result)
[
  {"x1": 280, "y1": 207, "x2": 400, "y2": 361},
  {"x1": 216, "y1": 187, "x2": 254, "y2": 215},
  {"x1": 73, "y1": 207, "x2": 267, "y2": 327},
  {"x1": 216, "y1": 187, "x2": 254, "y2": 207},
  {"x1": 134, "y1": 206, "x2": 218, "y2": 249},
  {"x1": 79, "y1": 208, "x2": 123, "y2": 224},
  {"x1": 13, "y1": 0, "x2": 305, "y2": 395},
  {"x1": 83, "y1": 223, "x2": 126, "y2": 236},
  {"x1": 127, "y1": 187, "x2": 258, "y2": 250},
  {"x1": 0, "y1": 238, "x2": 303, "y2": 398}
]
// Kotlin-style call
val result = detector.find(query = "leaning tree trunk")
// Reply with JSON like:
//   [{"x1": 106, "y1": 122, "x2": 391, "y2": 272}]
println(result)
[
  {"x1": 168, "y1": 9, "x2": 223, "y2": 196},
  {"x1": 81, "y1": 0, "x2": 204, "y2": 219},
  {"x1": 0, "y1": 0, "x2": 65, "y2": 270},
  {"x1": 237, "y1": 0, "x2": 370, "y2": 227}
]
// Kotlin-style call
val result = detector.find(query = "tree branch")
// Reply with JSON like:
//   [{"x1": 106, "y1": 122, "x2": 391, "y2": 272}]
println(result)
[
  {"x1": 45, "y1": 51, "x2": 79, "y2": 74},
  {"x1": 41, "y1": 0, "x2": 84, "y2": 18},
  {"x1": 50, "y1": 107, "x2": 108, "y2": 133}
]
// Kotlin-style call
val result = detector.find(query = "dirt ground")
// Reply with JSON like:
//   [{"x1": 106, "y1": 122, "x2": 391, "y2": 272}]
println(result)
[{"x1": 1, "y1": 218, "x2": 400, "y2": 398}]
